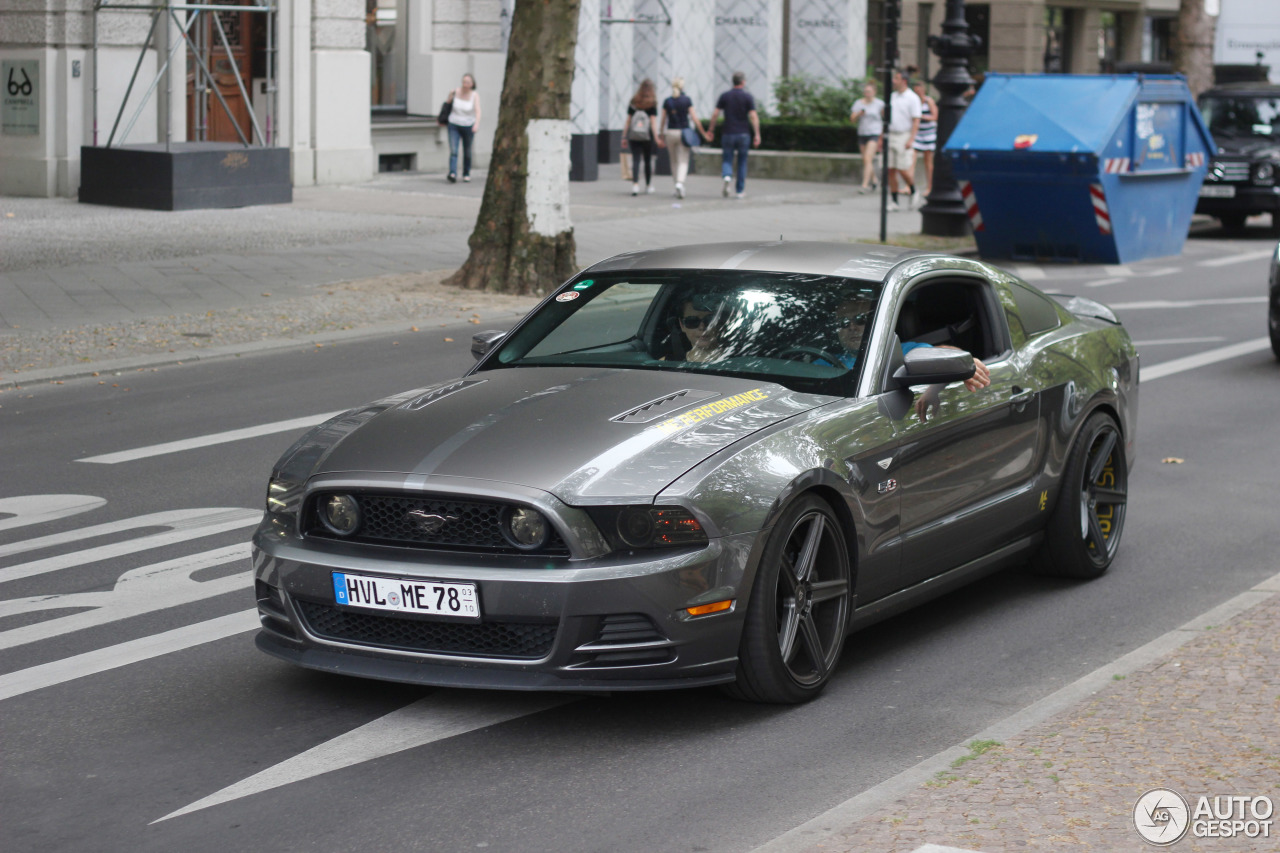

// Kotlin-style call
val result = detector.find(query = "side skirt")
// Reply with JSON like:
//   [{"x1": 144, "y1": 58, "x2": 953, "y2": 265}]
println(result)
[{"x1": 848, "y1": 533, "x2": 1044, "y2": 633}]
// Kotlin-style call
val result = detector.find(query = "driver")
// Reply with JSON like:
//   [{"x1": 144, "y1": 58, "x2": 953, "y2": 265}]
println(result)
[{"x1": 833, "y1": 296, "x2": 991, "y2": 393}]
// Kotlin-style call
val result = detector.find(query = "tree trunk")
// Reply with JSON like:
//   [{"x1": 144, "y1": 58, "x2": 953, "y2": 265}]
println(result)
[
  {"x1": 1173, "y1": 0, "x2": 1217, "y2": 97},
  {"x1": 448, "y1": 0, "x2": 581, "y2": 295}
]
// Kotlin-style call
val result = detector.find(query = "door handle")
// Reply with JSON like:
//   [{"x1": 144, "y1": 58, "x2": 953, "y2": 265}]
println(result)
[{"x1": 1010, "y1": 386, "x2": 1033, "y2": 411}]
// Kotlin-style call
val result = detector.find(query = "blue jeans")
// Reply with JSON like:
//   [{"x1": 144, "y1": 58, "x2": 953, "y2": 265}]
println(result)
[
  {"x1": 721, "y1": 133, "x2": 750, "y2": 193},
  {"x1": 448, "y1": 123, "x2": 474, "y2": 177}
]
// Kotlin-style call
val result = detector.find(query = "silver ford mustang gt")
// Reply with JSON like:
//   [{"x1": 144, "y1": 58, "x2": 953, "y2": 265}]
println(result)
[{"x1": 253, "y1": 241, "x2": 1138, "y2": 703}]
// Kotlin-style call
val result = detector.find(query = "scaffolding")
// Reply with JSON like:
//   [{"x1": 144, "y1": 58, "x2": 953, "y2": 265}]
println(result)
[{"x1": 91, "y1": 0, "x2": 277, "y2": 149}]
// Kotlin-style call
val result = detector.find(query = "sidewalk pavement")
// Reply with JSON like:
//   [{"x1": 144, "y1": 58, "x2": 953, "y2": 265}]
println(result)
[
  {"x1": 3, "y1": 168, "x2": 1278, "y2": 852},
  {"x1": 0, "y1": 169, "x2": 922, "y2": 383}
]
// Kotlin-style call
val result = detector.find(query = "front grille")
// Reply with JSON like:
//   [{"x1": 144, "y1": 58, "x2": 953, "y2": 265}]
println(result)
[
  {"x1": 296, "y1": 600, "x2": 557, "y2": 658},
  {"x1": 307, "y1": 493, "x2": 570, "y2": 556},
  {"x1": 1208, "y1": 159, "x2": 1251, "y2": 182}
]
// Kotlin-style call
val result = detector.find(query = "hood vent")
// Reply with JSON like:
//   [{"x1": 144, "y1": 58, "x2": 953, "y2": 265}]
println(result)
[
  {"x1": 611, "y1": 389, "x2": 714, "y2": 424},
  {"x1": 401, "y1": 379, "x2": 487, "y2": 411}
]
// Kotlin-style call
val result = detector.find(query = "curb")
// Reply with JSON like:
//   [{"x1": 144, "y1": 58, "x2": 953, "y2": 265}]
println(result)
[{"x1": 752, "y1": 568, "x2": 1280, "y2": 853}]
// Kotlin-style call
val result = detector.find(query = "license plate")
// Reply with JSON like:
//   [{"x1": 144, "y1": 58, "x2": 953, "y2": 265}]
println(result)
[
  {"x1": 332, "y1": 572, "x2": 480, "y2": 620},
  {"x1": 1198, "y1": 184, "x2": 1235, "y2": 198}
]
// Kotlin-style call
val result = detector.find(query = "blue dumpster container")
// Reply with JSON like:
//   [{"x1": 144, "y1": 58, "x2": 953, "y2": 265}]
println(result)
[{"x1": 945, "y1": 73, "x2": 1213, "y2": 264}]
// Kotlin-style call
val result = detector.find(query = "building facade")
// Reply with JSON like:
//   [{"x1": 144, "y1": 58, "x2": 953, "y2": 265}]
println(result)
[{"x1": 0, "y1": 0, "x2": 1212, "y2": 199}]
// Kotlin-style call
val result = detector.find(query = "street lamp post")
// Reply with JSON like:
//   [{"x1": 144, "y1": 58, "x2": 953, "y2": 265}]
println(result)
[{"x1": 920, "y1": 0, "x2": 980, "y2": 236}]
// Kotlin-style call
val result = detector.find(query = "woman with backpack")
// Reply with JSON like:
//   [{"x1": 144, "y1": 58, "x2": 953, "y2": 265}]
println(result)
[
  {"x1": 656, "y1": 77, "x2": 709, "y2": 199},
  {"x1": 622, "y1": 79, "x2": 658, "y2": 196}
]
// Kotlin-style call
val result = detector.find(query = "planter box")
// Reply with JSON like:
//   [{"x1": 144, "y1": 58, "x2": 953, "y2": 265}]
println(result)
[
  {"x1": 691, "y1": 148, "x2": 865, "y2": 183},
  {"x1": 80, "y1": 143, "x2": 292, "y2": 210}
]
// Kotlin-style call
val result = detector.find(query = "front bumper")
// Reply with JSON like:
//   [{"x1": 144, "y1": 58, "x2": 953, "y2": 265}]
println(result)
[
  {"x1": 1196, "y1": 184, "x2": 1280, "y2": 216},
  {"x1": 252, "y1": 528, "x2": 763, "y2": 692}
]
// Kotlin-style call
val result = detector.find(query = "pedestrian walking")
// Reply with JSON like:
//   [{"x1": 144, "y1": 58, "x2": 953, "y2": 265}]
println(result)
[
  {"x1": 883, "y1": 69, "x2": 922, "y2": 211},
  {"x1": 707, "y1": 71, "x2": 761, "y2": 199},
  {"x1": 656, "y1": 77, "x2": 709, "y2": 199},
  {"x1": 850, "y1": 82, "x2": 884, "y2": 194},
  {"x1": 445, "y1": 73, "x2": 480, "y2": 183},
  {"x1": 623, "y1": 79, "x2": 659, "y2": 196},
  {"x1": 912, "y1": 80, "x2": 938, "y2": 198}
]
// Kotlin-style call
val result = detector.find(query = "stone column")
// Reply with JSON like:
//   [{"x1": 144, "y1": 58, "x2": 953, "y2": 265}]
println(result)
[
  {"x1": 570, "y1": 0, "x2": 600, "y2": 179},
  {"x1": 598, "y1": 0, "x2": 633, "y2": 164}
]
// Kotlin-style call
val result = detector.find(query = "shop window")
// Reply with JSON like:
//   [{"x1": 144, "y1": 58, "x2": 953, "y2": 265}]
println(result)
[
  {"x1": 1044, "y1": 7, "x2": 1073, "y2": 73},
  {"x1": 368, "y1": 0, "x2": 407, "y2": 111},
  {"x1": 1143, "y1": 16, "x2": 1174, "y2": 64}
]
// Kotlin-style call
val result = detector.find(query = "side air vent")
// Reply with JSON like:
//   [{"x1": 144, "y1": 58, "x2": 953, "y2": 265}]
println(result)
[
  {"x1": 402, "y1": 379, "x2": 486, "y2": 411},
  {"x1": 568, "y1": 613, "x2": 675, "y2": 668},
  {"x1": 611, "y1": 390, "x2": 713, "y2": 424}
]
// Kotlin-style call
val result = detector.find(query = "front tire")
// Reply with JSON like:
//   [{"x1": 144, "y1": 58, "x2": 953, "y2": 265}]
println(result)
[
  {"x1": 1269, "y1": 294, "x2": 1280, "y2": 361},
  {"x1": 725, "y1": 495, "x2": 851, "y2": 704},
  {"x1": 1034, "y1": 412, "x2": 1127, "y2": 579}
]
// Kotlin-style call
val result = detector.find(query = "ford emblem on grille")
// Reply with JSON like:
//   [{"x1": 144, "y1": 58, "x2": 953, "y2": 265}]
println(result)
[{"x1": 406, "y1": 510, "x2": 460, "y2": 534}]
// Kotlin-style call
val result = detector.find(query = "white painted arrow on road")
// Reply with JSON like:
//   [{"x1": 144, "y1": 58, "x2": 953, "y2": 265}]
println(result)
[{"x1": 153, "y1": 691, "x2": 576, "y2": 823}]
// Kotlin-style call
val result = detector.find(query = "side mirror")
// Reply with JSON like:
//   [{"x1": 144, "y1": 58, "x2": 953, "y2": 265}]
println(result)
[
  {"x1": 892, "y1": 346, "x2": 976, "y2": 387},
  {"x1": 471, "y1": 330, "x2": 506, "y2": 360}
]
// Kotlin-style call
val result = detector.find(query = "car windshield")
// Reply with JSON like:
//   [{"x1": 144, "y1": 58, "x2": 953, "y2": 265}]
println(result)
[
  {"x1": 1199, "y1": 94, "x2": 1280, "y2": 138},
  {"x1": 482, "y1": 271, "x2": 885, "y2": 395}
]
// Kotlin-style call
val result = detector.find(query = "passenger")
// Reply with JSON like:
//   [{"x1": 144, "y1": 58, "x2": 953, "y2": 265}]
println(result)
[{"x1": 829, "y1": 297, "x2": 991, "y2": 421}]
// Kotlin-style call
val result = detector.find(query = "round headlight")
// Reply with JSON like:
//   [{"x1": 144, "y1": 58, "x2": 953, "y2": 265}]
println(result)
[
  {"x1": 1254, "y1": 162, "x2": 1276, "y2": 185},
  {"x1": 503, "y1": 507, "x2": 549, "y2": 549},
  {"x1": 320, "y1": 494, "x2": 361, "y2": 536},
  {"x1": 616, "y1": 507, "x2": 655, "y2": 548}
]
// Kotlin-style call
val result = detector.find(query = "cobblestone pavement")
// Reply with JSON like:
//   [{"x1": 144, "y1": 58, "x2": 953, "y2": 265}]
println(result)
[{"x1": 773, "y1": 574, "x2": 1280, "y2": 853}]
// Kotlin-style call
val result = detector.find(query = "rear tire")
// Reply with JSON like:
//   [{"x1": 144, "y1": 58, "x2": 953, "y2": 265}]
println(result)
[
  {"x1": 1033, "y1": 413, "x2": 1127, "y2": 579},
  {"x1": 724, "y1": 495, "x2": 851, "y2": 704},
  {"x1": 1270, "y1": 295, "x2": 1280, "y2": 361},
  {"x1": 1219, "y1": 213, "x2": 1248, "y2": 234}
]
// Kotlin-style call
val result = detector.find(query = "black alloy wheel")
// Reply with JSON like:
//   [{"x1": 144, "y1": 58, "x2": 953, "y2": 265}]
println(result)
[
  {"x1": 727, "y1": 495, "x2": 851, "y2": 704},
  {"x1": 1034, "y1": 412, "x2": 1128, "y2": 579}
]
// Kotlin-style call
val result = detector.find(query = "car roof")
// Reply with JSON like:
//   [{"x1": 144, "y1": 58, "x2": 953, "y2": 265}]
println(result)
[
  {"x1": 582, "y1": 241, "x2": 934, "y2": 283},
  {"x1": 1200, "y1": 83, "x2": 1280, "y2": 97}
]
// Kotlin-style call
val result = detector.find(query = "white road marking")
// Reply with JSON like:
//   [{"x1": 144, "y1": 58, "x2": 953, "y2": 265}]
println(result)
[
  {"x1": 1085, "y1": 278, "x2": 1125, "y2": 288},
  {"x1": 1131, "y1": 336, "x2": 1225, "y2": 346},
  {"x1": 0, "y1": 543, "x2": 250, "y2": 650},
  {"x1": 153, "y1": 692, "x2": 576, "y2": 822},
  {"x1": 0, "y1": 609, "x2": 258, "y2": 702},
  {"x1": 0, "y1": 495, "x2": 106, "y2": 532},
  {"x1": 1141, "y1": 337, "x2": 1272, "y2": 382},
  {"x1": 1108, "y1": 296, "x2": 1266, "y2": 310},
  {"x1": 0, "y1": 508, "x2": 259, "y2": 584},
  {"x1": 1197, "y1": 248, "x2": 1276, "y2": 267},
  {"x1": 1133, "y1": 266, "x2": 1181, "y2": 278},
  {"x1": 77, "y1": 411, "x2": 343, "y2": 464}
]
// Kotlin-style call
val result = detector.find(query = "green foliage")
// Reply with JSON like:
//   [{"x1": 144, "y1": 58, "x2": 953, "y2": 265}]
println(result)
[{"x1": 768, "y1": 74, "x2": 870, "y2": 123}]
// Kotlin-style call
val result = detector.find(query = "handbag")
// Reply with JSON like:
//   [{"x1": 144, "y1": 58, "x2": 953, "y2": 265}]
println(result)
[
  {"x1": 681, "y1": 126, "x2": 699, "y2": 149},
  {"x1": 437, "y1": 99, "x2": 452, "y2": 126}
]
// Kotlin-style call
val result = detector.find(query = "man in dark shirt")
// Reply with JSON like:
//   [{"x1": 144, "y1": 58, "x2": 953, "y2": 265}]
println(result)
[{"x1": 707, "y1": 71, "x2": 762, "y2": 199}]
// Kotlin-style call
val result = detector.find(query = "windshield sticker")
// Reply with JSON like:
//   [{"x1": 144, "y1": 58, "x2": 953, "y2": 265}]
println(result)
[
  {"x1": 573, "y1": 280, "x2": 595, "y2": 290},
  {"x1": 555, "y1": 291, "x2": 580, "y2": 303},
  {"x1": 653, "y1": 389, "x2": 770, "y2": 434}
]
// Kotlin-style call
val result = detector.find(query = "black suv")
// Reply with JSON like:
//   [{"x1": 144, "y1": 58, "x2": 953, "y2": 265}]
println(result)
[{"x1": 1196, "y1": 82, "x2": 1280, "y2": 232}]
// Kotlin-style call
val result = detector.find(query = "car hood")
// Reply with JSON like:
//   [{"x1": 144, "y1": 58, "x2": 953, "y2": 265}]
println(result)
[
  {"x1": 276, "y1": 367, "x2": 833, "y2": 503},
  {"x1": 1213, "y1": 135, "x2": 1280, "y2": 159}
]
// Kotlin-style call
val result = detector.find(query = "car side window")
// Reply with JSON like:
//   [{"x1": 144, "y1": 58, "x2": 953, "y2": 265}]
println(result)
[
  {"x1": 893, "y1": 278, "x2": 1003, "y2": 362},
  {"x1": 1008, "y1": 282, "x2": 1061, "y2": 337}
]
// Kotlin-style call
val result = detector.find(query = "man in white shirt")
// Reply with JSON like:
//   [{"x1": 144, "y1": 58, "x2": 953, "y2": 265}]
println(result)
[{"x1": 884, "y1": 70, "x2": 922, "y2": 210}]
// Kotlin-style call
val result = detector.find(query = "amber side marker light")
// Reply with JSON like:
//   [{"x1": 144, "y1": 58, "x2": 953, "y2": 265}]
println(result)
[{"x1": 686, "y1": 600, "x2": 733, "y2": 617}]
